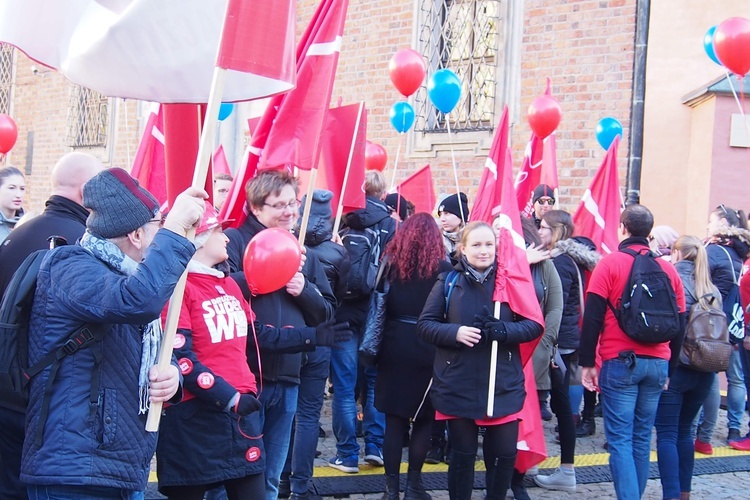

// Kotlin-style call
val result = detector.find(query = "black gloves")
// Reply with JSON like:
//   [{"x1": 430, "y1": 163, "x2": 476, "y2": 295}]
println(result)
[
  {"x1": 315, "y1": 320, "x2": 353, "y2": 347},
  {"x1": 473, "y1": 306, "x2": 508, "y2": 343},
  {"x1": 232, "y1": 394, "x2": 262, "y2": 416}
]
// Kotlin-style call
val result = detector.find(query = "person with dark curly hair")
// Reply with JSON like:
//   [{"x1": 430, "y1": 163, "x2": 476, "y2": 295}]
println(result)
[{"x1": 375, "y1": 213, "x2": 453, "y2": 499}]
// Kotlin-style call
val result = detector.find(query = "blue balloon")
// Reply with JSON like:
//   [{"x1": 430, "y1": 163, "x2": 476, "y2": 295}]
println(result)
[
  {"x1": 595, "y1": 117, "x2": 623, "y2": 150},
  {"x1": 389, "y1": 101, "x2": 415, "y2": 133},
  {"x1": 218, "y1": 103, "x2": 234, "y2": 121},
  {"x1": 427, "y1": 69, "x2": 461, "y2": 114},
  {"x1": 704, "y1": 26, "x2": 721, "y2": 65}
]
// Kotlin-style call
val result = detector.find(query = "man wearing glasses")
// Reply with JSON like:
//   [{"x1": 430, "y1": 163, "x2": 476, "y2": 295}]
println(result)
[
  {"x1": 225, "y1": 170, "x2": 336, "y2": 500},
  {"x1": 531, "y1": 184, "x2": 556, "y2": 229}
]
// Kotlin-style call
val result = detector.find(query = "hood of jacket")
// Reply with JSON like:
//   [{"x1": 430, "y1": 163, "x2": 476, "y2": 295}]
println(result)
[
  {"x1": 303, "y1": 215, "x2": 333, "y2": 247},
  {"x1": 709, "y1": 227, "x2": 750, "y2": 260},
  {"x1": 551, "y1": 238, "x2": 602, "y2": 271},
  {"x1": 341, "y1": 196, "x2": 392, "y2": 230}
]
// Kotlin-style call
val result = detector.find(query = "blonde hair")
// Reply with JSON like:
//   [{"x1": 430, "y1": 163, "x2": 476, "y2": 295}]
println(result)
[
  {"x1": 365, "y1": 171, "x2": 387, "y2": 198},
  {"x1": 673, "y1": 235, "x2": 717, "y2": 309},
  {"x1": 456, "y1": 221, "x2": 494, "y2": 258}
]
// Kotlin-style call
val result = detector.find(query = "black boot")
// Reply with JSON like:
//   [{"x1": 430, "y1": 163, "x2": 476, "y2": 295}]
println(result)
[
  {"x1": 382, "y1": 474, "x2": 400, "y2": 500},
  {"x1": 576, "y1": 408, "x2": 596, "y2": 437},
  {"x1": 425, "y1": 435, "x2": 445, "y2": 464},
  {"x1": 484, "y1": 455, "x2": 517, "y2": 500},
  {"x1": 509, "y1": 469, "x2": 530, "y2": 500},
  {"x1": 447, "y1": 450, "x2": 475, "y2": 500},
  {"x1": 404, "y1": 469, "x2": 431, "y2": 499}
]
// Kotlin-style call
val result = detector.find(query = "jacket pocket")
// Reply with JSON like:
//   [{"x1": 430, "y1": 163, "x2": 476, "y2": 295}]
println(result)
[{"x1": 96, "y1": 388, "x2": 117, "y2": 449}]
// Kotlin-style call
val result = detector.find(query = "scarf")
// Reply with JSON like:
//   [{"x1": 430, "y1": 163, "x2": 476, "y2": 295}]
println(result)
[{"x1": 80, "y1": 231, "x2": 162, "y2": 414}]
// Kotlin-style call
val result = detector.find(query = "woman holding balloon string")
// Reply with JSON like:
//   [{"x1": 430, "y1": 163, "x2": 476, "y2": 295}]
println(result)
[
  {"x1": 156, "y1": 201, "x2": 350, "y2": 500},
  {"x1": 0, "y1": 166, "x2": 25, "y2": 244},
  {"x1": 418, "y1": 222, "x2": 543, "y2": 499}
]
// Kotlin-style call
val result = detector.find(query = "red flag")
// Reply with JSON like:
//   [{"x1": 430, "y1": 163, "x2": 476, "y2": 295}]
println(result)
[
  {"x1": 572, "y1": 136, "x2": 622, "y2": 254},
  {"x1": 319, "y1": 102, "x2": 367, "y2": 213},
  {"x1": 130, "y1": 104, "x2": 166, "y2": 205},
  {"x1": 213, "y1": 145, "x2": 232, "y2": 176},
  {"x1": 221, "y1": 0, "x2": 350, "y2": 224},
  {"x1": 515, "y1": 79, "x2": 560, "y2": 216},
  {"x1": 397, "y1": 165, "x2": 435, "y2": 215},
  {"x1": 470, "y1": 106, "x2": 509, "y2": 223},
  {"x1": 0, "y1": 0, "x2": 295, "y2": 103},
  {"x1": 514, "y1": 363, "x2": 547, "y2": 472}
]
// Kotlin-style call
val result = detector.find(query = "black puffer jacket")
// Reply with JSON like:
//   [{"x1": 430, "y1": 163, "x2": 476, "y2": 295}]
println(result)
[
  {"x1": 550, "y1": 238, "x2": 601, "y2": 350},
  {"x1": 225, "y1": 214, "x2": 336, "y2": 385},
  {"x1": 417, "y1": 262, "x2": 543, "y2": 420},
  {"x1": 335, "y1": 196, "x2": 397, "y2": 329},
  {"x1": 303, "y1": 213, "x2": 350, "y2": 306}
]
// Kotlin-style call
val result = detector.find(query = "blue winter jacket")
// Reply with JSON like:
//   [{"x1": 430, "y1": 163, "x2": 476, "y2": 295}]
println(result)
[{"x1": 21, "y1": 230, "x2": 194, "y2": 491}]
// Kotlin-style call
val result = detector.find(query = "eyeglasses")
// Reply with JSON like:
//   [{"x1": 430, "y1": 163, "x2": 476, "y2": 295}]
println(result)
[
  {"x1": 264, "y1": 200, "x2": 300, "y2": 211},
  {"x1": 539, "y1": 224, "x2": 552, "y2": 231},
  {"x1": 148, "y1": 215, "x2": 166, "y2": 228},
  {"x1": 536, "y1": 198, "x2": 555, "y2": 206}
]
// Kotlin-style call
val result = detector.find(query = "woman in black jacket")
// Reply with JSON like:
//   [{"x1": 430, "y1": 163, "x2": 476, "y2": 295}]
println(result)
[
  {"x1": 375, "y1": 213, "x2": 453, "y2": 500},
  {"x1": 418, "y1": 222, "x2": 543, "y2": 500}
]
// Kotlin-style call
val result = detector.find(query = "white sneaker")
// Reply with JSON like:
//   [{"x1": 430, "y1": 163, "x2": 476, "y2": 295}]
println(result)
[{"x1": 533, "y1": 467, "x2": 576, "y2": 492}]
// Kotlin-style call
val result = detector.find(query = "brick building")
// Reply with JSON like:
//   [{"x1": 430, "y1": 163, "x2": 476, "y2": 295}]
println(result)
[{"x1": 1, "y1": 0, "x2": 748, "y2": 234}]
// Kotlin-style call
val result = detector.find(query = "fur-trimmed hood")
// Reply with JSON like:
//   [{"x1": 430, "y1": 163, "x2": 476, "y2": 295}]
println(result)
[
  {"x1": 709, "y1": 226, "x2": 750, "y2": 260},
  {"x1": 551, "y1": 238, "x2": 601, "y2": 271}
]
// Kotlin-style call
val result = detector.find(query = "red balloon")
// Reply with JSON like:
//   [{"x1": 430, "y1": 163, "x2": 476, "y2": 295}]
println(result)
[
  {"x1": 527, "y1": 95, "x2": 562, "y2": 139},
  {"x1": 243, "y1": 228, "x2": 301, "y2": 295},
  {"x1": 388, "y1": 49, "x2": 427, "y2": 97},
  {"x1": 365, "y1": 141, "x2": 387, "y2": 171},
  {"x1": 714, "y1": 17, "x2": 750, "y2": 77},
  {"x1": 0, "y1": 114, "x2": 18, "y2": 154}
]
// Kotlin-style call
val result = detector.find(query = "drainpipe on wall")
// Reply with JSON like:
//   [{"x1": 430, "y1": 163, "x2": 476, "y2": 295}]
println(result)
[{"x1": 626, "y1": 0, "x2": 650, "y2": 206}]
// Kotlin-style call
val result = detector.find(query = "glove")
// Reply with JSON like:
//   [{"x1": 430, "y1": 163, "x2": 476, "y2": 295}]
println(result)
[
  {"x1": 316, "y1": 320, "x2": 353, "y2": 347},
  {"x1": 163, "y1": 187, "x2": 207, "y2": 236},
  {"x1": 473, "y1": 306, "x2": 507, "y2": 343},
  {"x1": 232, "y1": 393, "x2": 262, "y2": 416}
]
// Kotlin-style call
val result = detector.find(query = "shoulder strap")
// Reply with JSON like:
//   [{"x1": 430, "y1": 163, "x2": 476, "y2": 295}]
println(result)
[
  {"x1": 717, "y1": 245, "x2": 738, "y2": 284},
  {"x1": 443, "y1": 271, "x2": 460, "y2": 316},
  {"x1": 574, "y1": 262, "x2": 585, "y2": 317},
  {"x1": 374, "y1": 258, "x2": 389, "y2": 293}
]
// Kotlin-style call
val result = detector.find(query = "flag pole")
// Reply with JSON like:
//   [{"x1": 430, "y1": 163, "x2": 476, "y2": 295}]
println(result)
[
  {"x1": 486, "y1": 301, "x2": 501, "y2": 417},
  {"x1": 298, "y1": 167, "x2": 319, "y2": 245},
  {"x1": 146, "y1": 66, "x2": 227, "y2": 432},
  {"x1": 333, "y1": 101, "x2": 365, "y2": 235}
]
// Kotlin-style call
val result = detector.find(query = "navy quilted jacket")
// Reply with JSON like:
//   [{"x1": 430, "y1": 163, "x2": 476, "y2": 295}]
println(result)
[{"x1": 21, "y1": 230, "x2": 194, "y2": 491}]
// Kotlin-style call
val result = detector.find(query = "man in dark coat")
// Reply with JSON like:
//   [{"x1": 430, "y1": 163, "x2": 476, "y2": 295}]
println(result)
[
  {"x1": 328, "y1": 171, "x2": 397, "y2": 474},
  {"x1": 224, "y1": 171, "x2": 336, "y2": 500},
  {"x1": 0, "y1": 152, "x2": 102, "y2": 500}
]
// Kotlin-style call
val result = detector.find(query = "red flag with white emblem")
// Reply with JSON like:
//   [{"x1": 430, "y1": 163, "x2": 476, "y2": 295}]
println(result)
[
  {"x1": 470, "y1": 105, "x2": 509, "y2": 223},
  {"x1": 515, "y1": 79, "x2": 560, "y2": 216},
  {"x1": 221, "y1": 0, "x2": 350, "y2": 225},
  {"x1": 130, "y1": 104, "x2": 166, "y2": 204},
  {"x1": 572, "y1": 136, "x2": 622, "y2": 254}
]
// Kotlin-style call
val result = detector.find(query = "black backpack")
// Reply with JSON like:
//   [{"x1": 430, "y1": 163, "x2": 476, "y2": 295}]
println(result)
[
  {"x1": 339, "y1": 224, "x2": 385, "y2": 300},
  {"x1": 609, "y1": 248, "x2": 681, "y2": 344},
  {"x1": 0, "y1": 238, "x2": 105, "y2": 427}
]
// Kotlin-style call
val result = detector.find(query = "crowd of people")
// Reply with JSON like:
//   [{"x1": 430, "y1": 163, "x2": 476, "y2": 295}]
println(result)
[{"x1": 0, "y1": 158, "x2": 749, "y2": 500}]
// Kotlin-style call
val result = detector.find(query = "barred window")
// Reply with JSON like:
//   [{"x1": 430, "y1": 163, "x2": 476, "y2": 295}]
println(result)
[
  {"x1": 415, "y1": 0, "x2": 503, "y2": 133},
  {"x1": 67, "y1": 85, "x2": 109, "y2": 148},
  {"x1": 0, "y1": 43, "x2": 14, "y2": 116}
]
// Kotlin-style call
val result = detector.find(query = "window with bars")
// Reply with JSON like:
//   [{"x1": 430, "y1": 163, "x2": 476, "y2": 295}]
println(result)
[
  {"x1": 0, "y1": 44, "x2": 14, "y2": 116},
  {"x1": 67, "y1": 85, "x2": 109, "y2": 148},
  {"x1": 415, "y1": 0, "x2": 503, "y2": 134}
]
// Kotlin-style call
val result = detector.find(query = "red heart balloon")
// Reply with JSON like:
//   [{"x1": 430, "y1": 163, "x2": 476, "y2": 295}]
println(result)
[
  {"x1": 714, "y1": 17, "x2": 750, "y2": 77},
  {"x1": 243, "y1": 227, "x2": 301, "y2": 295},
  {"x1": 365, "y1": 141, "x2": 387, "y2": 171},
  {"x1": 527, "y1": 95, "x2": 562, "y2": 140},
  {"x1": 0, "y1": 114, "x2": 18, "y2": 154},
  {"x1": 389, "y1": 49, "x2": 427, "y2": 97}
]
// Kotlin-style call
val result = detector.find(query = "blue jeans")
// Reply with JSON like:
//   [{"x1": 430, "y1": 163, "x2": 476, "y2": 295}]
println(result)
[
  {"x1": 695, "y1": 347, "x2": 747, "y2": 438},
  {"x1": 27, "y1": 485, "x2": 143, "y2": 500},
  {"x1": 259, "y1": 381, "x2": 299, "y2": 500},
  {"x1": 330, "y1": 332, "x2": 384, "y2": 458},
  {"x1": 599, "y1": 354, "x2": 668, "y2": 500},
  {"x1": 286, "y1": 347, "x2": 330, "y2": 495},
  {"x1": 655, "y1": 366, "x2": 715, "y2": 498},
  {"x1": 694, "y1": 375, "x2": 720, "y2": 442}
]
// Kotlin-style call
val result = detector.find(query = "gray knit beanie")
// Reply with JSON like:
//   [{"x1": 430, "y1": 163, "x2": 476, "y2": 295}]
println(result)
[
  {"x1": 299, "y1": 189, "x2": 333, "y2": 222},
  {"x1": 83, "y1": 168, "x2": 159, "y2": 238}
]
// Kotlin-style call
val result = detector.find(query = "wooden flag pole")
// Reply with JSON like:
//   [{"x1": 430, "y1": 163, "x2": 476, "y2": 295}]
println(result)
[
  {"x1": 297, "y1": 167, "x2": 319, "y2": 246},
  {"x1": 145, "y1": 67, "x2": 227, "y2": 432},
  {"x1": 486, "y1": 301, "x2": 501, "y2": 417},
  {"x1": 332, "y1": 101, "x2": 365, "y2": 235}
]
